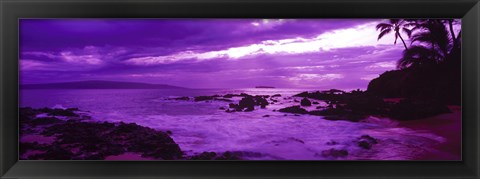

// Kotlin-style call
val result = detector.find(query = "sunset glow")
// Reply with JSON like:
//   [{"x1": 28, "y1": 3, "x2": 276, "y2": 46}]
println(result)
[{"x1": 20, "y1": 19, "x2": 427, "y2": 89}]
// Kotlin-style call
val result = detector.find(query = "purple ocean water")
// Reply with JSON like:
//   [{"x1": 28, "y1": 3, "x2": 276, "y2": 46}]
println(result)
[{"x1": 20, "y1": 88, "x2": 451, "y2": 160}]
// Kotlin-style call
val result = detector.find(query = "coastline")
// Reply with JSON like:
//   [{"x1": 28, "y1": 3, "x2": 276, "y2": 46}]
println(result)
[
  {"x1": 398, "y1": 106, "x2": 461, "y2": 160},
  {"x1": 19, "y1": 90, "x2": 462, "y2": 160}
]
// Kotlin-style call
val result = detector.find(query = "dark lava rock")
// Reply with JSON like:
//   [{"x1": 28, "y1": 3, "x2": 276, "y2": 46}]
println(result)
[
  {"x1": 254, "y1": 96, "x2": 269, "y2": 108},
  {"x1": 358, "y1": 141, "x2": 372, "y2": 149},
  {"x1": 312, "y1": 101, "x2": 320, "y2": 105},
  {"x1": 226, "y1": 95, "x2": 270, "y2": 112},
  {"x1": 227, "y1": 102, "x2": 243, "y2": 111},
  {"x1": 239, "y1": 97, "x2": 256, "y2": 109},
  {"x1": 278, "y1": 106, "x2": 308, "y2": 114},
  {"x1": 320, "y1": 148, "x2": 348, "y2": 158},
  {"x1": 189, "y1": 152, "x2": 217, "y2": 160},
  {"x1": 262, "y1": 115, "x2": 270, "y2": 117},
  {"x1": 194, "y1": 96, "x2": 215, "y2": 102},
  {"x1": 19, "y1": 107, "x2": 37, "y2": 120},
  {"x1": 28, "y1": 145, "x2": 75, "y2": 160},
  {"x1": 223, "y1": 93, "x2": 250, "y2": 98},
  {"x1": 213, "y1": 98, "x2": 233, "y2": 102},
  {"x1": 19, "y1": 142, "x2": 47, "y2": 157},
  {"x1": 359, "y1": 135, "x2": 378, "y2": 143},
  {"x1": 272, "y1": 94, "x2": 282, "y2": 97},
  {"x1": 308, "y1": 108, "x2": 366, "y2": 122},
  {"x1": 216, "y1": 151, "x2": 242, "y2": 160},
  {"x1": 39, "y1": 108, "x2": 78, "y2": 117},
  {"x1": 219, "y1": 107, "x2": 226, "y2": 110},
  {"x1": 294, "y1": 91, "x2": 310, "y2": 97},
  {"x1": 326, "y1": 140, "x2": 338, "y2": 145},
  {"x1": 188, "y1": 151, "x2": 242, "y2": 160},
  {"x1": 20, "y1": 107, "x2": 183, "y2": 160},
  {"x1": 357, "y1": 135, "x2": 378, "y2": 150},
  {"x1": 256, "y1": 95, "x2": 270, "y2": 98},
  {"x1": 293, "y1": 90, "x2": 388, "y2": 117},
  {"x1": 243, "y1": 107, "x2": 254, "y2": 112},
  {"x1": 30, "y1": 117, "x2": 62, "y2": 126},
  {"x1": 294, "y1": 90, "x2": 345, "y2": 101},
  {"x1": 388, "y1": 99, "x2": 451, "y2": 120},
  {"x1": 223, "y1": 94, "x2": 235, "y2": 98},
  {"x1": 343, "y1": 94, "x2": 387, "y2": 115},
  {"x1": 20, "y1": 108, "x2": 90, "y2": 135},
  {"x1": 169, "y1": 96, "x2": 190, "y2": 100},
  {"x1": 367, "y1": 63, "x2": 461, "y2": 105},
  {"x1": 300, "y1": 97, "x2": 312, "y2": 106}
]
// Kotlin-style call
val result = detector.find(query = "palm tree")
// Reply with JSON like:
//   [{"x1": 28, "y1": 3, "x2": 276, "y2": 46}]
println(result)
[
  {"x1": 376, "y1": 19, "x2": 412, "y2": 50},
  {"x1": 397, "y1": 45, "x2": 438, "y2": 69},
  {"x1": 410, "y1": 20, "x2": 450, "y2": 61},
  {"x1": 443, "y1": 19, "x2": 459, "y2": 48},
  {"x1": 397, "y1": 19, "x2": 453, "y2": 69}
]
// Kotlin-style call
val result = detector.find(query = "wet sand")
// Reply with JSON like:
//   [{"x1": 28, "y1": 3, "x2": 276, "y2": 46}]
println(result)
[{"x1": 398, "y1": 106, "x2": 461, "y2": 160}]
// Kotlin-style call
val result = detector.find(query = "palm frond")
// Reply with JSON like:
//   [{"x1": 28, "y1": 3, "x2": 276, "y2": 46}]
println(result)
[
  {"x1": 411, "y1": 32, "x2": 434, "y2": 44},
  {"x1": 389, "y1": 19, "x2": 400, "y2": 25},
  {"x1": 377, "y1": 29, "x2": 392, "y2": 40},
  {"x1": 402, "y1": 28, "x2": 413, "y2": 38},
  {"x1": 376, "y1": 23, "x2": 392, "y2": 31},
  {"x1": 397, "y1": 45, "x2": 437, "y2": 69}
]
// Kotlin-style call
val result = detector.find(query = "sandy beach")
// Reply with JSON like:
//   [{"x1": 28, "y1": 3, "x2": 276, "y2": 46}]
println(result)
[{"x1": 398, "y1": 106, "x2": 461, "y2": 160}]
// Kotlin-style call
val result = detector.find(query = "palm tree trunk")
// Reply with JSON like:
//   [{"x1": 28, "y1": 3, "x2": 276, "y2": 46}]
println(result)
[
  {"x1": 397, "y1": 32, "x2": 408, "y2": 50},
  {"x1": 448, "y1": 20, "x2": 457, "y2": 46}
]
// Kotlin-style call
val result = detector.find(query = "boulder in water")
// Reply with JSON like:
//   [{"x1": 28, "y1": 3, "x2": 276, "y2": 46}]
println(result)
[
  {"x1": 319, "y1": 148, "x2": 348, "y2": 158},
  {"x1": 300, "y1": 97, "x2": 312, "y2": 106},
  {"x1": 278, "y1": 106, "x2": 308, "y2": 114},
  {"x1": 357, "y1": 135, "x2": 378, "y2": 149}
]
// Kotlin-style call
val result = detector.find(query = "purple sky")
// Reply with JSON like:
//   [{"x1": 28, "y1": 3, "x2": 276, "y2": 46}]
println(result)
[{"x1": 19, "y1": 19, "x2": 461, "y2": 90}]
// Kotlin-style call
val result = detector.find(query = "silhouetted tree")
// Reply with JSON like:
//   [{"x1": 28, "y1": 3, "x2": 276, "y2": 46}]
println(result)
[
  {"x1": 396, "y1": 19, "x2": 456, "y2": 69},
  {"x1": 376, "y1": 19, "x2": 412, "y2": 50}
]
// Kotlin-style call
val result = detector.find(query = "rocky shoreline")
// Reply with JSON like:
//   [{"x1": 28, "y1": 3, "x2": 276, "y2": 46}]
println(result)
[
  {"x1": 20, "y1": 106, "x2": 384, "y2": 160},
  {"x1": 21, "y1": 107, "x2": 265, "y2": 160},
  {"x1": 176, "y1": 90, "x2": 452, "y2": 122},
  {"x1": 288, "y1": 90, "x2": 451, "y2": 121},
  {"x1": 20, "y1": 90, "x2": 454, "y2": 160},
  {"x1": 20, "y1": 107, "x2": 183, "y2": 160}
]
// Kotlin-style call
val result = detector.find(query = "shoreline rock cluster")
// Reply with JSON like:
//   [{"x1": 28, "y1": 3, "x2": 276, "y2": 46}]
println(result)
[
  {"x1": 174, "y1": 93, "x2": 283, "y2": 113},
  {"x1": 316, "y1": 134, "x2": 379, "y2": 159},
  {"x1": 20, "y1": 107, "x2": 183, "y2": 160},
  {"x1": 169, "y1": 90, "x2": 451, "y2": 122},
  {"x1": 19, "y1": 107, "x2": 280, "y2": 160},
  {"x1": 278, "y1": 90, "x2": 451, "y2": 122},
  {"x1": 18, "y1": 106, "x2": 394, "y2": 160},
  {"x1": 227, "y1": 95, "x2": 270, "y2": 112}
]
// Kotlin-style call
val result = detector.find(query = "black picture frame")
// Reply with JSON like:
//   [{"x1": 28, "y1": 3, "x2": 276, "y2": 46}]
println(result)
[{"x1": 1, "y1": 0, "x2": 479, "y2": 178}]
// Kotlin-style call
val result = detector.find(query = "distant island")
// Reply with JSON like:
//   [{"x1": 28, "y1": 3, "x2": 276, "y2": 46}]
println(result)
[
  {"x1": 255, "y1": 86, "x2": 275, "y2": 89},
  {"x1": 21, "y1": 80, "x2": 187, "y2": 89}
]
